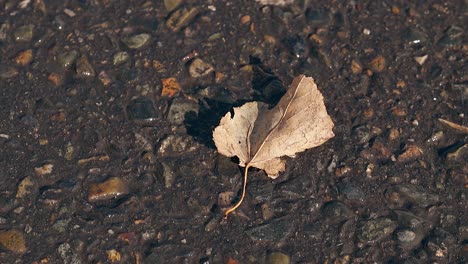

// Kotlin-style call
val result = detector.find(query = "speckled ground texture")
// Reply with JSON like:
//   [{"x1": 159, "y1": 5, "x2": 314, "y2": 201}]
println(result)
[{"x1": 0, "y1": 0, "x2": 466, "y2": 263}]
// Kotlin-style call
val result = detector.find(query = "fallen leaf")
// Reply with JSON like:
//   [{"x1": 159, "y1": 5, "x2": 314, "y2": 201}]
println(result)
[{"x1": 213, "y1": 75, "x2": 334, "y2": 217}]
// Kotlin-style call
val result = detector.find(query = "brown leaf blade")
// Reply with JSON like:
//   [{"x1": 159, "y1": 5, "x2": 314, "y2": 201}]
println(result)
[
  {"x1": 213, "y1": 75, "x2": 334, "y2": 218},
  {"x1": 249, "y1": 75, "x2": 335, "y2": 177},
  {"x1": 213, "y1": 75, "x2": 334, "y2": 178}
]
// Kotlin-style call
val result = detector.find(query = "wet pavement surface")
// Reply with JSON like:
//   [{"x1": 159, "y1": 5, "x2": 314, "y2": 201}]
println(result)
[{"x1": 0, "y1": 0, "x2": 467, "y2": 263}]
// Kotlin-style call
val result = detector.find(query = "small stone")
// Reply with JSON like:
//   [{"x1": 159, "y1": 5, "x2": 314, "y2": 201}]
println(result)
[
  {"x1": 13, "y1": 24, "x2": 34, "y2": 42},
  {"x1": 167, "y1": 97, "x2": 198, "y2": 125},
  {"x1": 98, "y1": 71, "x2": 112, "y2": 86},
  {"x1": 0, "y1": 230, "x2": 27, "y2": 253},
  {"x1": 16, "y1": 176, "x2": 35, "y2": 198},
  {"x1": 388, "y1": 127, "x2": 400, "y2": 141},
  {"x1": 34, "y1": 163, "x2": 54, "y2": 176},
  {"x1": 438, "y1": 25, "x2": 463, "y2": 46},
  {"x1": 397, "y1": 145, "x2": 423, "y2": 162},
  {"x1": 321, "y1": 201, "x2": 355, "y2": 224},
  {"x1": 392, "y1": 107, "x2": 406, "y2": 117},
  {"x1": 57, "y1": 51, "x2": 79, "y2": 69},
  {"x1": 161, "y1": 77, "x2": 182, "y2": 97},
  {"x1": 14, "y1": 49, "x2": 33, "y2": 66},
  {"x1": 0, "y1": 22, "x2": 9, "y2": 41},
  {"x1": 261, "y1": 203, "x2": 274, "y2": 221},
  {"x1": 386, "y1": 184, "x2": 439, "y2": 208},
  {"x1": 369, "y1": 55, "x2": 386, "y2": 73},
  {"x1": 76, "y1": 55, "x2": 95, "y2": 79},
  {"x1": 425, "y1": 228, "x2": 456, "y2": 261},
  {"x1": 337, "y1": 182, "x2": 365, "y2": 201},
  {"x1": 240, "y1": 15, "x2": 251, "y2": 25},
  {"x1": 164, "y1": 0, "x2": 182, "y2": 12},
  {"x1": 157, "y1": 135, "x2": 199, "y2": 156},
  {"x1": 152, "y1": 59, "x2": 166, "y2": 73},
  {"x1": 188, "y1": 58, "x2": 214, "y2": 78},
  {"x1": 265, "y1": 252, "x2": 291, "y2": 264},
  {"x1": 217, "y1": 191, "x2": 235, "y2": 207},
  {"x1": 403, "y1": 28, "x2": 428, "y2": 45},
  {"x1": 350, "y1": 60, "x2": 362, "y2": 74},
  {"x1": 113, "y1": 51, "x2": 130, "y2": 66},
  {"x1": 446, "y1": 143, "x2": 467, "y2": 161},
  {"x1": 122, "y1": 33, "x2": 151, "y2": 49},
  {"x1": 334, "y1": 166, "x2": 352, "y2": 177},
  {"x1": 107, "y1": 249, "x2": 121, "y2": 262},
  {"x1": 161, "y1": 162, "x2": 176, "y2": 188},
  {"x1": 357, "y1": 218, "x2": 397, "y2": 244},
  {"x1": 414, "y1": 55, "x2": 428, "y2": 65},
  {"x1": 48, "y1": 72, "x2": 64, "y2": 86},
  {"x1": 392, "y1": 5, "x2": 400, "y2": 14},
  {"x1": 0, "y1": 65, "x2": 19, "y2": 79},
  {"x1": 58, "y1": 243, "x2": 82, "y2": 264},
  {"x1": 88, "y1": 177, "x2": 129, "y2": 203},
  {"x1": 166, "y1": 7, "x2": 200, "y2": 32},
  {"x1": 397, "y1": 230, "x2": 416, "y2": 243},
  {"x1": 126, "y1": 97, "x2": 158, "y2": 121},
  {"x1": 245, "y1": 217, "x2": 295, "y2": 242}
]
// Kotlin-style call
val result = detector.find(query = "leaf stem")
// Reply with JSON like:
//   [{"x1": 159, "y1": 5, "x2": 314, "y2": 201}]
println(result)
[{"x1": 224, "y1": 164, "x2": 251, "y2": 219}]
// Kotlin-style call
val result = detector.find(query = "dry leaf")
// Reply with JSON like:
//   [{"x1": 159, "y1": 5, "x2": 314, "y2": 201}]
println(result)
[{"x1": 213, "y1": 75, "x2": 334, "y2": 217}]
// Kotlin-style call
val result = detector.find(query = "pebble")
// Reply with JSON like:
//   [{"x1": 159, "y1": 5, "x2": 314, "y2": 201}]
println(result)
[
  {"x1": 13, "y1": 24, "x2": 34, "y2": 42},
  {"x1": 350, "y1": 60, "x2": 363, "y2": 74},
  {"x1": 425, "y1": 228, "x2": 456, "y2": 261},
  {"x1": 0, "y1": 229, "x2": 27, "y2": 253},
  {"x1": 34, "y1": 163, "x2": 54, "y2": 176},
  {"x1": 0, "y1": 22, "x2": 9, "y2": 41},
  {"x1": 245, "y1": 217, "x2": 295, "y2": 242},
  {"x1": 113, "y1": 51, "x2": 130, "y2": 66},
  {"x1": 188, "y1": 58, "x2": 214, "y2": 78},
  {"x1": 14, "y1": 49, "x2": 33, "y2": 66},
  {"x1": 438, "y1": 25, "x2": 463, "y2": 46},
  {"x1": 161, "y1": 162, "x2": 176, "y2": 188},
  {"x1": 164, "y1": 0, "x2": 182, "y2": 12},
  {"x1": 88, "y1": 177, "x2": 129, "y2": 202},
  {"x1": 75, "y1": 55, "x2": 95, "y2": 79},
  {"x1": 157, "y1": 135, "x2": 199, "y2": 156},
  {"x1": 0, "y1": 65, "x2": 19, "y2": 79},
  {"x1": 106, "y1": 249, "x2": 121, "y2": 262},
  {"x1": 256, "y1": 0, "x2": 294, "y2": 5},
  {"x1": 397, "y1": 145, "x2": 423, "y2": 162},
  {"x1": 321, "y1": 201, "x2": 355, "y2": 224},
  {"x1": 393, "y1": 210, "x2": 426, "y2": 229},
  {"x1": 265, "y1": 252, "x2": 291, "y2": 264},
  {"x1": 358, "y1": 218, "x2": 397, "y2": 244},
  {"x1": 122, "y1": 33, "x2": 151, "y2": 49},
  {"x1": 48, "y1": 72, "x2": 64, "y2": 86},
  {"x1": 57, "y1": 51, "x2": 79, "y2": 69},
  {"x1": 403, "y1": 28, "x2": 428, "y2": 45},
  {"x1": 126, "y1": 97, "x2": 158, "y2": 121},
  {"x1": 414, "y1": 54, "x2": 428, "y2": 65},
  {"x1": 396, "y1": 229, "x2": 420, "y2": 249},
  {"x1": 337, "y1": 182, "x2": 365, "y2": 202},
  {"x1": 369, "y1": 55, "x2": 386, "y2": 73},
  {"x1": 16, "y1": 176, "x2": 35, "y2": 198},
  {"x1": 166, "y1": 7, "x2": 200, "y2": 32},
  {"x1": 386, "y1": 184, "x2": 439, "y2": 208},
  {"x1": 161, "y1": 77, "x2": 182, "y2": 97},
  {"x1": 57, "y1": 242, "x2": 82, "y2": 264}
]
